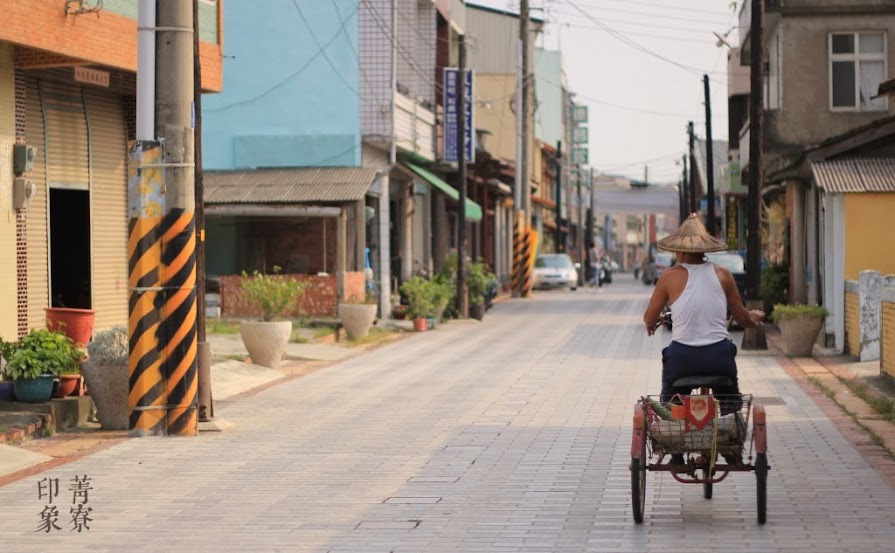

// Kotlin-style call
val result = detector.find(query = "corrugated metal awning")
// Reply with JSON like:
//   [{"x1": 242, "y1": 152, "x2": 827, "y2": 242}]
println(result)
[
  {"x1": 811, "y1": 158, "x2": 895, "y2": 193},
  {"x1": 204, "y1": 167, "x2": 379, "y2": 204}
]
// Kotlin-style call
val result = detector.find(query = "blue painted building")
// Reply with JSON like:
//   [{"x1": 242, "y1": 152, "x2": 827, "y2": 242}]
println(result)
[
  {"x1": 201, "y1": 0, "x2": 374, "y2": 306},
  {"x1": 202, "y1": 0, "x2": 361, "y2": 170}
]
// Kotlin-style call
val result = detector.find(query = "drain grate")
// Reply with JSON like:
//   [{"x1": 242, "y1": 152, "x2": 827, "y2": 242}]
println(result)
[{"x1": 752, "y1": 396, "x2": 785, "y2": 406}]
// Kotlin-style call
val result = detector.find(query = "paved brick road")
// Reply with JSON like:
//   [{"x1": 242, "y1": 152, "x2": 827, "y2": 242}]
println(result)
[{"x1": 1, "y1": 280, "x2": 894, "y2": 552}]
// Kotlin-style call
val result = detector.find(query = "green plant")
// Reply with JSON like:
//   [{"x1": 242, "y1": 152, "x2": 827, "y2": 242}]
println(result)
[
  {"x1": 207, "y1": 319, "x2": 240, "y2": 334},
  {"x1": 241, "y1": 266, "x2": 307, "y2": 322},
  {"x1": 340, "y1": 289, "x2": 377, "y2": 305},
  {"x1": 0, "y1": 337, "x2": 16, "y2": 364},
  {"x1": 771, "y1": 304, "x2": 829, "y2": 322},
  {"x1": 467, "y1": 260, "x2": 496, "y2": 306},
  {"x1": 4, "y1": 328, "x2": 85, "y2": 380},
  {"x1": 760, "y1": 263, "x2": 788, "y2": 314},
  {"x1": 86, "y1": 325, "x2": 129, "y2": 365},
  {"x1": 400, "y1": 276, "x2": 435, "y2": 319}
]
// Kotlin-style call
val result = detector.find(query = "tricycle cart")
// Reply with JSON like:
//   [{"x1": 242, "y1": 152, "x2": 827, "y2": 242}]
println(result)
[{"x1": 630, "y1": 375, "x2": 769, "y2": 524}]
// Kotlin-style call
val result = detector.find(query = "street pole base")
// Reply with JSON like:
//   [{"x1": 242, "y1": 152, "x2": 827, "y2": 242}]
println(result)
[{"x1": 741, "y1": 300, "x2": 768, "y2": 350}]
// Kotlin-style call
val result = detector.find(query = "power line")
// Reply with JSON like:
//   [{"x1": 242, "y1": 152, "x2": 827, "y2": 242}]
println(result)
[
  {"x1": 206, "y1": 4, "x2": 360, "y2": 112},
  {"x1": 558, "y1": 0, "x2": 734, "y2": 22},
  {"x1": 291, "y1": 0, "x2": 359, "y2": 95},
  {"x1": 562, "y1": 0, "x2": 728, "y2": 81},
  {"x1": 548, "y1": 9, "x2": 732, "y2": 34}
]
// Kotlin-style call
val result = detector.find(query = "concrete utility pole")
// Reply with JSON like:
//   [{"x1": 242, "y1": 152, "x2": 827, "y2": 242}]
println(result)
[
  {"x1": 456, "y1": 34, "x2": 468, "y2": 318},
  {"x1": 576, "y1": 169, "x2": 584, "y2": 286},
  {"x1": 520, "y1": 0, "x2": 531, "y2": 223},
  {"x1": 703, "y1": 75, "x2": 716, "y2": 236},
  {"x1": 688, "y1": 121, "x2": 696, "y2": 213},
  {"x1": 555, "y1": 141, "x2": 563, "y2": 252},
  {"x1": 153, "y1": 0, "x2": 198, "y2": 435},
  {"x1": 680, "y1": 154, "x2": 688, "y2": 224},
  {"x1": 193, "y1": 0, "x2": 212, "y2": 422},
  {"x1": 743, "y1": 0, "x2": 768, "y2": 350}
]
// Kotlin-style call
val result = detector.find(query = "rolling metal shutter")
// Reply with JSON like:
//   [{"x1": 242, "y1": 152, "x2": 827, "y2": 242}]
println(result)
[
  {"x1": 24, "y1": 79, "x2": 49, "y2": 330},
  {"x1": 41, "y1": 81, "x2": 89, "y2": 190},
  {"x1": 85, "y1": 91, "x2": 128, "y2": 331}
]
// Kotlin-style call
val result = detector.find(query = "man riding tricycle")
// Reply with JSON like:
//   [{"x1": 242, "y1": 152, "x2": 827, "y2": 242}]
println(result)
[{"x1": 634, "y1": 214, "x2": 769, "y2": 524}]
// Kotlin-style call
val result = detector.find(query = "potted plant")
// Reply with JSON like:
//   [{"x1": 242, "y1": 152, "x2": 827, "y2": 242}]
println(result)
[
  {"x1": 46, "y1": 307, "x2": 96, "y2": 348},
  {"x1": 772, "y1": 304, "x2": 829, "y2": 357},
  {"x1": 467, "y1": 260, "x2": 496, "y2": 321},
  {"x1": 429, "y1": 278, "x2": 453, "y2": 329},
  {"x1": 4, "y1": 328, "x2": 84, "y2": 403},
  {"x1": 0, "y1": 338, "x2": 17, "y2": 401},
  {"x1": 81, "y1": 325, "x2": 130, "y2": 430},
  {"x1": 400, "y1": 276, "x2": 433, "y2": 332},
  {"x1": 338, "y1": 290, "x2": 378, "y2": 340},
  {"x1": 239, "y1": 267, "x2": 306, "y2": 368}
]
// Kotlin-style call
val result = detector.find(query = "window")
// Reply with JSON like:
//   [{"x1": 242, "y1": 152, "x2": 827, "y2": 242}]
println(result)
[{"x1": 829, "y1": 32, "x2": 887, "y2": 111}]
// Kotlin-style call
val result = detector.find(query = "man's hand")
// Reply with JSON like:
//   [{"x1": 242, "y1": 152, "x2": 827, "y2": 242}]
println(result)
[{"x1": 749, "y1": 309, "x2": 765, "y2": 326}]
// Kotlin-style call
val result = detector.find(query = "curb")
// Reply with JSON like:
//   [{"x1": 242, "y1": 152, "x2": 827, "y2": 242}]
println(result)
[{"x1": 0, "y1": 413, "x2": 52, "y2": 445}]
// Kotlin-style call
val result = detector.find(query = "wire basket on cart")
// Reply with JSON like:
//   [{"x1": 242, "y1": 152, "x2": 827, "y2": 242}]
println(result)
[{"x1": 644, "y1": 394, "x2": 753, "y2": 456}]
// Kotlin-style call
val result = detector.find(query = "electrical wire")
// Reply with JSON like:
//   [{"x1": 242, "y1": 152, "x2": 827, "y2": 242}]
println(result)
[
  {"x1": 567, "y1": 0, "x2": 735, "y2": 18},
  {"x1": 205, "y1": 4, "x2": 361, "y2": 112},
  {"x1": 554, "y1": 0, "x2": 733, "y2": 24},
  {"x1": 291, "y1": 0, "x2": 359, "y2": 95},
  {"x1": 562, "y1": 0, "x2": 728, "y2": 81}
]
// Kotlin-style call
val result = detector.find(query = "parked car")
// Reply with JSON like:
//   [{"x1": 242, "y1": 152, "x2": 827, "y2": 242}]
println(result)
[
  {"x1": 706, "y1": 251, "x2": 747, "y2": 300},
  {"x1": 642, "y1": 251, "x2": 674, "y2": 285},
  {"x1": 533, "y1": 254, "x2": 578, "y2": 291}
]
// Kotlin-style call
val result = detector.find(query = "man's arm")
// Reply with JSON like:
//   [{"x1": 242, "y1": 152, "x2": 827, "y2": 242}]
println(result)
[
  {"x1": 643, "y1": 278, "x2": 669, "y2": 336},
  {"x1": 716, "y1": 265, "x2": 764, "y2": 328}
]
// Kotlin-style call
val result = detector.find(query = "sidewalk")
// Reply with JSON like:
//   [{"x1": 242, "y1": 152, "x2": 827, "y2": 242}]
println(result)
[{"x1": 0, "y1": 319, "x2": 415, "y2": 481}]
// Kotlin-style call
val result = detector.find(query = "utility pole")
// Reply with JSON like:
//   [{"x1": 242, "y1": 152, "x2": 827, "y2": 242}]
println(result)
[
  {"x1": 577, "y1": 169, "x2": 584, "y2": 287},
  {"x1": 520, "y1": 0, "x2": 531, "y2": 223},
  {"x1": 744, "y1": 0, "x2": 767, "y2": 350},
  {"x1": 704, "y1": 75, "x2": 716, "y2": 236},
  {"x1": 688, "y1": 121, "x2": 696, "y2": 213},
  {"x1": 588, "y1": 166, "x2": 596, "y2": 277},
  {"x1": 193, "y1": 0, "x2": 212, "y2": 422},
  {"x1": 680, "y1": 154, "x2": 688, "y2": 222},
  {"x1": 141, "y1": 0, "x2": 197, "y2": 435},
  {"x1": 747, "y1": 0, "x2": 764, "y2": 302},
  {"x1": 456, "y1": 34, "x2": 468, "y2": 318},
  {"x1": 555, "y1": 141, "x2": 563, "y2": 252}
]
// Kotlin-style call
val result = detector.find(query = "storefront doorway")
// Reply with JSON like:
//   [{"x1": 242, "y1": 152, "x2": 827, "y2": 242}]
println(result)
[{"x1": 49, "y1": 188, "x2": 91, "y2": 309}]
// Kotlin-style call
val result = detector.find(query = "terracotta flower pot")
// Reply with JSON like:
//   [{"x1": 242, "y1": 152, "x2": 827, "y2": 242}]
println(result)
[
  {"x1": 46, "y1": 307, "x2": 96, "y2": 347},
  {"x1": 412, "y1": 317, "x2": 428, "y2": 332},
  {"x1": 54, "y1": 374, "x2": 82, "y2": 398}
]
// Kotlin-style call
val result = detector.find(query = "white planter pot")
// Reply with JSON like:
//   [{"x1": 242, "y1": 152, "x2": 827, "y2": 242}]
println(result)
[
  {"x1": 778, "y1": 316, "x2": 824, "y2": 357},
  {"x1": 239, "y1": 320, "x2": 293, "y2": 369},
  {"x1": 338, "y1": 303, "x2": 378, "y2": 340}
]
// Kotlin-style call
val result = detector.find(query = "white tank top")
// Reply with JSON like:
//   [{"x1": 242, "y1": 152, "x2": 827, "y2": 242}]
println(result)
[{"x1": 670, "y1": 262, "x2": 729, "y2": 346}]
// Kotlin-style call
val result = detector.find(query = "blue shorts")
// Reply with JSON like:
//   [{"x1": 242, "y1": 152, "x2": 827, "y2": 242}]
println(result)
[{"x1": 661, "y1": 339, "x2": 741, "y2": 409}]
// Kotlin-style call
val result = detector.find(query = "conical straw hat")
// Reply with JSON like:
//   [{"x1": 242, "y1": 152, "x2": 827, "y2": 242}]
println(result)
[{"x1": 656, "y1": 213, "x2": 727, "y2": 253}]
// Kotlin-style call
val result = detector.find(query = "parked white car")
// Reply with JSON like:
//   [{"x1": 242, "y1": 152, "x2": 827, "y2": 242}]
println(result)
[{"x1": 533, "y1": 254, "x2": 579, "y2": 291}]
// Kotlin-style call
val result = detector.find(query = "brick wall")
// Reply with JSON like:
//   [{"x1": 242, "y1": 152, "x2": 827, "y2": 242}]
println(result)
[
  {"x1": 845, "y1": 290, "x2": 859, "y2": 357},
  {"x1": 220, "y1": 272, "x2": 367, "y2": 318},
  {"x1": 15, "y1": 71, "x2": 27, "y2": 338},
  {"x1": 3, "y1": 0, "x2": 222, "y2": 92},
  {"x1": 883, "y1": 298, "x2": 895, "y2": 379}
]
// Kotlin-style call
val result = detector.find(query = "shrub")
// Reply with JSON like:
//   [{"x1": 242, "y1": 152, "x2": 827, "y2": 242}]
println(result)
[
  {"x1": 467, "y1": 260, "x2": 496, "y2": 306},
  {"x1": 87, "y1": 325, "x2": 129, "y2": 365},
  {"x1": 241, "y1": 266, "x2": 307, "y2": 322},
  {"x1": 4, "y1": 328, "x2": 85, "y2": 380},
  {"x1": 771, "y1": 304, "x2": 829, "y2": 322},
  {"x1": 400, "y1": 276, "x2": 435, "y2": 319},
  {"x1": 760, "y1": 263, "x2": 788, "y2": 313}
]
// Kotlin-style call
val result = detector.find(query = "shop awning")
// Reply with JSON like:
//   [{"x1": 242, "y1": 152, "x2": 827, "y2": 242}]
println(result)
[
  {"x1": 204, "y1": 167, "x2": 378, "y2": 204},
  {"x1": 811, "y1": 158, "x2": 895, "y2": 193},
  {"x1": 404, "y1": 162, "x2": 483, "y2": 221}
]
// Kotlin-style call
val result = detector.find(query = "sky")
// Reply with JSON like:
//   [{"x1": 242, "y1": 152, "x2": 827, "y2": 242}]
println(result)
[{"x1": 469, "y1": 0, "x2": 742, "y2": 184}]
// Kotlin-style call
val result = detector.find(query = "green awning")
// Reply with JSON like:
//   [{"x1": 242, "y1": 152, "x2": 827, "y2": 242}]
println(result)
[{"x1": 404, "y1": 163, "x2": 483, "y2": 221}]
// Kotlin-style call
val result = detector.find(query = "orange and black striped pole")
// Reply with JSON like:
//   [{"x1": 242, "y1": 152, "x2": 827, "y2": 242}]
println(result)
[
  {"x1": 128, "y1": 1, "x2": 198, "y2": 436},
  {"x1": 127, "y1": 142, "x2": 166, "y2": 435}
]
